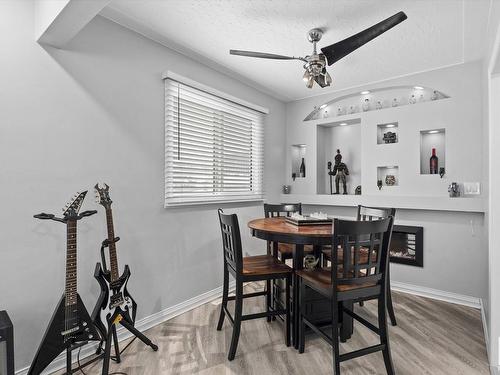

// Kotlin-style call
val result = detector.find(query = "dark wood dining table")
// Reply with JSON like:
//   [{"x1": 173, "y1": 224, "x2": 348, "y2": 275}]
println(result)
[{"x1": 248, "y1": 217, "x2": 354, "y2": 348}]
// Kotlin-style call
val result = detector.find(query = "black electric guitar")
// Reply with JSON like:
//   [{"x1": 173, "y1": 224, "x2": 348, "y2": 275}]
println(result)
[
  {"x1": 92, "y1": 183, "x2": 137, "y2": 337},
  {"x1": 28, "y1": 191, "x2": 99, "y2": 375}
]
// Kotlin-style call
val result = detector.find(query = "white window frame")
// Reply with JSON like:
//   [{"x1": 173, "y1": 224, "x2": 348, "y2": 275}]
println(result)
[{"x1": 163, "y1": 72, "x2": 268, "y2": 207}]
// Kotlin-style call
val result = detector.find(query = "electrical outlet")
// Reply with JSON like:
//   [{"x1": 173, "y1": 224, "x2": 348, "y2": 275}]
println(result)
[{"x1": 463, "y1": 182, "x2": 480, "y2": 195}]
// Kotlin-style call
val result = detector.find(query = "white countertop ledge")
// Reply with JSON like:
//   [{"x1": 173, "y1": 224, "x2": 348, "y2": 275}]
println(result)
[{"x1": 279, "y1": 194, "x2": 485, "y2": 213}]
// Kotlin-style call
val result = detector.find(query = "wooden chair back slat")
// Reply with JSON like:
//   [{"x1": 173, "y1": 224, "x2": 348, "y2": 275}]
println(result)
[
  {"x1": 357, "y1": 205, "x2": 396, "y2": 221},
  {"x1": 218, "y1": 209, "x2": 243, "y2": 273},
  {"x1": 264, "y1": 203, "x2": 302, "y2": 218},
  {"x1": 332, "y1": 217, "x2": 394, "y2": 287}
]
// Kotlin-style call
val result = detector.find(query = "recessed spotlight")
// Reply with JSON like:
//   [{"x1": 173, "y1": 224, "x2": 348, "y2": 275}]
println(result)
[
  {"x1": 339, "y1": 122, "x2": 348, "y2": 126},
  {"x1": 319, "y1": 104, "x2": 327, "y2": 109},
  {"x1": 385, "y1": 124, "x2": 396, "y2": 128},
  {"x1": 414, "y1": 86, "x2": 424, "y2": 90},
  {"x1": 428, "y1": 130, "x2": 439, "y2": 134},
  {"x1": 360, "y1": 90, "x2": 370, "y2": 95}
]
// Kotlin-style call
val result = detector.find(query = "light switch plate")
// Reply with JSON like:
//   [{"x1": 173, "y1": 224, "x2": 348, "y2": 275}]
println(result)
[{"x1": 463, "y1": 182, "x2": 481, "y2": 195}]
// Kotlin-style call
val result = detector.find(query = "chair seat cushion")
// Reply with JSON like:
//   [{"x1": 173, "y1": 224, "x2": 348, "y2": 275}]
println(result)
[
  {"x1": 278, "y1": 243, "x2": 314, "y2": 255},
  {"x1": 322, "y1": 246, "x2": 376, "y2": 264},
  {"x1": 243, "y1": 255, "x2": 293, "y2": 276},
  {"x1": 296, "y1": 267, "x2": 377, "y2": 292}
]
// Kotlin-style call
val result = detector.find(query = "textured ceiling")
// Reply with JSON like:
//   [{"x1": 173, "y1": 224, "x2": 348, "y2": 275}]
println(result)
[{"x1": 101, "y1": 0, "x2": 492, "y2": 101}]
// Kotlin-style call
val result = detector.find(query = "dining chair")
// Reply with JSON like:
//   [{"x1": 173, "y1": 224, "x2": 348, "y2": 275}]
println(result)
[
  {"x1": 263, "y1": 203, "x2": 314, "y2": 261},
  {"x1": 217, "y1": 209, "x2": 293, "y2": 360},
  {"x1": 263, "y1": 203, "x2": 314, "y2": 325},
  {"x1": 322, "y1": 205, "x2": 398, "y2": 326},
  {"x1": 297, "y1": 216, "x2": 395, "y2": 375}
]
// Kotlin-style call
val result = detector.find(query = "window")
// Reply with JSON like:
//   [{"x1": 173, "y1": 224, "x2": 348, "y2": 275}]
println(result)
[{"x1": 164, "y1": 77, "x2": 265, "y2": 206}]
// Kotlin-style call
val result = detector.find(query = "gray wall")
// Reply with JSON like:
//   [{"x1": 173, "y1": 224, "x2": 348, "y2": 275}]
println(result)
[
  {"x1": 0, "y1": 2, "x2": 285, "y2": 371},
  {"x1": 305, "y1": 205, "x2": 486, "y2": 299}
]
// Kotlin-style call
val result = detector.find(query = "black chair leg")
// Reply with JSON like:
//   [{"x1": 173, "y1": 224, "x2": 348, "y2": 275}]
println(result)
[
  {"x1": 379, "y1": 296, "x2": 395, "y2": 375},
  {"x1": 217, "y1": 268, "x2": 229, "y2": 331},
  {"x1": 266, "y1": 280, "x2": 272, "y2": 322},
  {"x1": 386, "y1": 276, "x2": 397, "y2": 326},
  {"x1": 332, "y1": 299, "x2": 341, "y2": 375},
  {"x1": 228, "y1": 281, "x2": 243, "y2": 361},
  {"x1": 285, "y1": 275, "x2": 291, "y2": 347},
  {"x1": 298, "y1": 279, "x2": 305, "y2": 353}
]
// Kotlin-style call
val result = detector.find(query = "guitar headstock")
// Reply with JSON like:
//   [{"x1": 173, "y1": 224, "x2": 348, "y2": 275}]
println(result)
[
  {"x1": 95, "y1": 183, "x2": 112, "y2": 209},
  {"x1": 62, "y1": 191, "x2": 87, "y2": 218}
]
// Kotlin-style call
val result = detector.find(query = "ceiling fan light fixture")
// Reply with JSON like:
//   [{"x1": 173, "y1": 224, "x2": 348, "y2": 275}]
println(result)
[
  {"x1": 229, "y1": 12, "x2": 407, "y2": 90},
  {"x1": 303, "y1": 70, "x2": 311, "y2": 82},
  {"x1": 306, "y1": 75, "x2": 315, "y2": 89},
  {"x1": 325, "y1": 71, "x2": 332, "y2": 85}
]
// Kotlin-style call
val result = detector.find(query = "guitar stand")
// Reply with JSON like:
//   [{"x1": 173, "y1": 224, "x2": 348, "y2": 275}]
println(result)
[
  {"x1": 63, "y1": 341, "x2": 104, "y2": 375},
  {"x1": 97, "y1": 239, "x2": 158, "y2": 375}
]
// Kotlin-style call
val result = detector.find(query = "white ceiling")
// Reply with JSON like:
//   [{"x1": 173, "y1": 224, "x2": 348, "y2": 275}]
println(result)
[{"x1": 101, "y1": 0, "x2": 493, "y2": 102}]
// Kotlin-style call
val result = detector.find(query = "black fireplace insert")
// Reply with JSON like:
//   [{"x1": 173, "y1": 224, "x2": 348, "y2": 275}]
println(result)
[{"x1": 389, "y1": 225, "x2": 423, "y2": 267}]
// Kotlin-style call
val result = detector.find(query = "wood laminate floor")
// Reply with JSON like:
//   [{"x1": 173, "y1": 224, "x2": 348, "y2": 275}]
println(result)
[{"x1": 55, "y1": 283, "x2": 490, "y2": 375}]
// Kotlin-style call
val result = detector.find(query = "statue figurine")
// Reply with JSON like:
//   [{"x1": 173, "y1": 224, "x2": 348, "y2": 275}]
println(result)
[{"x1": 328, "y1": 149, "x2": 349, "y2": 194}]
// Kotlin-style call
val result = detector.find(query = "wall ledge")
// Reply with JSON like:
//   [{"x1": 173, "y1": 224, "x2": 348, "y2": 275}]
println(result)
[{"x1": 280, "y1": 194, "x2": 485, "y2": 213}]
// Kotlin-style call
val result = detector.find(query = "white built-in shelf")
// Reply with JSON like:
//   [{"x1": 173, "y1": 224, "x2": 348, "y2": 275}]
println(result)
[
  {"x1": 279, "y1": 194, "x2": 485, "y2": 213},
  {"x1": 304, "y1": 86, "x2": 450, "y2": 122}
]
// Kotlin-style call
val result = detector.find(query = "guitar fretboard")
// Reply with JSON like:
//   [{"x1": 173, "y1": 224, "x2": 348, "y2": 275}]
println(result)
[
  {"x1": 65, "y1": 220, "x2": 77, "y2": 306},
  {"x1": 106, "y1": 207, "x2": 119, "y2": 281}
]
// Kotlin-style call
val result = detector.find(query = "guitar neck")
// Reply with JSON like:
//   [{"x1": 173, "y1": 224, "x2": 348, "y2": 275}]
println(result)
[
  {"x1": 105, "y1": 207, "x2": 120, "y2": 281},
  {"x1": 65, "y1": 220, "x2": 78, "y2": 306}
]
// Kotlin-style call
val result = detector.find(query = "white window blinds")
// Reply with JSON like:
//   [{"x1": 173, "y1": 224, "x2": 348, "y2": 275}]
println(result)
[{"x1": 164, "y1": 78, "x2": 264, "y2": 206}]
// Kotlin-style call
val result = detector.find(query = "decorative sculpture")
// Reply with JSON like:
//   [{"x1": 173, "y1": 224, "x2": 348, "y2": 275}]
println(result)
[
  {"x1": 383, "y1": 131, "x2": 397, "y2": 144},
  {"x1": 385, "y1": 175, "x2": 396, "y2": 186},
  {"x1": 328, "y1": 149, "x2": 349, "y2": 194},
  {"x1": 362, "y1": 98, "x2": 370, "y2": 111}
]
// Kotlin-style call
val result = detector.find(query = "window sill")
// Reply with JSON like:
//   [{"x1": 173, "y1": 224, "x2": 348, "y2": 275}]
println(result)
[{"x1": 164, "y1": 197, "x2": 264, "y2": 208}]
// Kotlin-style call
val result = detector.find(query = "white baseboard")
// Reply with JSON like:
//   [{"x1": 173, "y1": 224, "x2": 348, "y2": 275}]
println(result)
[
  {"x1": 15, "y1": 281, "x2": 235, "y2": 375},
  {"x1": 481, "y1": 299, "x2": 490, "y2": 359},
  {"x1": 391, "y1": 281, "x2": 482, "y2": 309}
]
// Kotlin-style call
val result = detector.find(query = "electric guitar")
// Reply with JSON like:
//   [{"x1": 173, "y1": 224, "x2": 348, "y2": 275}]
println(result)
[
  {"x1": 28, "y1": 191, "x2": 99, "y2": 375},
  {"x1": 92, "y1": 183, "x2": 137, "y2": 338}
]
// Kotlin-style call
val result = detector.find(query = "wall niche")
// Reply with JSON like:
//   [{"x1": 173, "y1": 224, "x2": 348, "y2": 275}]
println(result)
[
  {"x1": 377, "y1": 166, "x2": 399, "y2": 188},
  {"x1": 377, "y1": 122, "x2": 399, "y2": 144},
  {"x1": 420, "y1": 129, "x2": 446, "y2": 175},
  {"x1": 316, "y1": 119, "x2": 361, "y2": 195},
  {"x1": 291, "y1": 144, "x2": 307, "y2": 180}
]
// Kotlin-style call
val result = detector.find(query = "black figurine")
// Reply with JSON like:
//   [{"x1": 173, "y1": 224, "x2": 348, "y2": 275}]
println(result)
[{"x1": 328, "y1": 149, "x2": 349, "y2": 194}]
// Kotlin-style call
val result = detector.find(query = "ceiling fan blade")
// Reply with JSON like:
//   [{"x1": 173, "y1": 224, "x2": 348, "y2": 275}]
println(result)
[
  {"x1": 230, "y1": 50, "x2": 306, "y2": 62},
  {"x1": 321, "y1": 11, "x2": 407, "y2": 66}
]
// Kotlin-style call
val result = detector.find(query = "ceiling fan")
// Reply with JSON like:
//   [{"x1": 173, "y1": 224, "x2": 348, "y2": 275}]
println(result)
[{"x1": 230, "y1": 11, "x2": 407, "y2": 89}]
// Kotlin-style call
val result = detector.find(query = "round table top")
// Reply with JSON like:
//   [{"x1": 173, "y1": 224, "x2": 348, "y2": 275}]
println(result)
[{"x1": 248, "y1": 217, "x2": 333, "y2": 238}]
